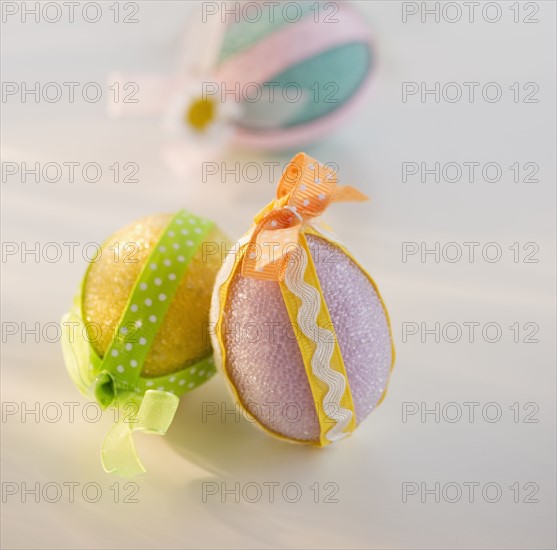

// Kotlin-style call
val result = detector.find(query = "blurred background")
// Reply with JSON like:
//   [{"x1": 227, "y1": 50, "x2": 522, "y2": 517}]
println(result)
[{"x1": 1, "y1": 1, "x2": 556, "y2": 549}]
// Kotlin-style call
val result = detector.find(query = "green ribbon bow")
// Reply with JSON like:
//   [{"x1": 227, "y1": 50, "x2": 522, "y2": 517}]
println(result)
[{"x1": 61, "y1": 210, "x2": 217, "y2": 476}]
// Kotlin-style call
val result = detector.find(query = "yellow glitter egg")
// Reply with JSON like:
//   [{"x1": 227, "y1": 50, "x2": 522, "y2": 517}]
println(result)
[
  {"x1": 83, "y1": 212, "x2": 226, "y2": 377},
  {"x1": 61, "y1": 209, "x2": 228, "y2": 476}
]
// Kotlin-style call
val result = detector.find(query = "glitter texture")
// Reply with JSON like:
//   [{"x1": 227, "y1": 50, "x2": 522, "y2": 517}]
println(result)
[
  {"x1": 222, "y1": 234, "x2": 392, "y2": 442},
  {"x1": 83, "y1": 213, "x2": 227, "y2": 377}
]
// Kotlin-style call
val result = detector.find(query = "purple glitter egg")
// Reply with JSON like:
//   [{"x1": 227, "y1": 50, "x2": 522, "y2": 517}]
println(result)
[{"x1": 221, "y1": 234, "x2": 393, "y2": 443}]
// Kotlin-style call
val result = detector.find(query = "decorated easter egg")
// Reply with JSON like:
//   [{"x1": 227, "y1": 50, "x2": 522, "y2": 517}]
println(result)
[
  {"x1": 109, "y1": 2, "x2": 375, "y2": 173},
  {"x1": 216, "y1": 1, "x2": 375, "y2": 150},
  {"x1": 211, "y1": 153, "x2": 394, "y2": 445},
  {"x1": 61, "y1": 210, "x2": 228, "y2": 475}
]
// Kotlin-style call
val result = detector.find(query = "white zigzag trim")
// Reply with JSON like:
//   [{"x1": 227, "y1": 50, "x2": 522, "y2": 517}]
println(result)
[{"x1": 284, "y1": 245, "x2": 352, "y2": 442}]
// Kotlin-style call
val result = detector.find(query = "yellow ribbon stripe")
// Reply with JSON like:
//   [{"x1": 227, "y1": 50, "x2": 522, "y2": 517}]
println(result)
[{"x1": 279, "y1": 233, "x2": 357, "y2": 446}]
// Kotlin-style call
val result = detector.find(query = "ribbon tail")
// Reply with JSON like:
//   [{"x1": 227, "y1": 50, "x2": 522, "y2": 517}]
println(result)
[
  {"x1": 332, "y1": 186, "x2": 369, "y2": 203},
  {"x1": 101, "y1": 420, "x2": 145, "y2": 477},
  {"x1": 136, "y1": 390, "x2": 180, "y2": 434},
  {"x1": 101, "y1": 390, "x2": 180, "y2": 477}
]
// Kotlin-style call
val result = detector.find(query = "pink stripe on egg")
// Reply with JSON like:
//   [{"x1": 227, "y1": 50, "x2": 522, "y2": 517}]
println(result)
[
  {"x1": 215, "y1": 3, "x2": 373, "y2": 96},
  {"x1": 214, "y1": 3, "x2": 376, "y2": 150}
]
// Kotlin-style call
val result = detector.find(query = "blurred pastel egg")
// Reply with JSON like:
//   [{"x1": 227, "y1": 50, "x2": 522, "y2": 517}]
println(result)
[
  {"x1": 108, "y1": 1, "x2": 375, "y2": 167},
  {"x1": 215, "y1": 1, "x2": 375, "y2": 150}
]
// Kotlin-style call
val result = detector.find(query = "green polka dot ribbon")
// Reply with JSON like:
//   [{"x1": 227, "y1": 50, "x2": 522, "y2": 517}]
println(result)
[{"x1": 61, "y1": 210, "x2": 217, "y2": 477}]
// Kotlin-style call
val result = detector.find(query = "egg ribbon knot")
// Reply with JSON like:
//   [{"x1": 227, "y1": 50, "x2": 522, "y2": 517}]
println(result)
[
  {"x1": 92, "y1": 369, "x2": 180, "y2": 478},
  {"x1": 99, "y1": 388, "x2": 179, "y2": 478},
  {"x1": 61, "y1": 313, "x2": 180, "y2": 478},
  {"x1": 242, "y1": 152, "x2": 368, "y2": 281}
]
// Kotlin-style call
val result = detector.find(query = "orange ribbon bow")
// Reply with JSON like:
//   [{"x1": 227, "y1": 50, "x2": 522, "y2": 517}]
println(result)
[{"x1": 242, "y1": 152, "x2": 369, "y2": 281}]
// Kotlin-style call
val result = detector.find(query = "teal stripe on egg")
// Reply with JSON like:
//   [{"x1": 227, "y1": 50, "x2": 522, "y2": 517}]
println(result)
[
  {"x1": 218, "y1": 3, "x2": 315, "y2": 63},
  {"x1": 240, "y1": 43, "x2": 372, "y2": 128}
]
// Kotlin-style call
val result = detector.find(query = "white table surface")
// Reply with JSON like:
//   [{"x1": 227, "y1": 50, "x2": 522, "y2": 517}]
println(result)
[{"x1": 1, "y1": 1, "x2": 556, "y2": 549}]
